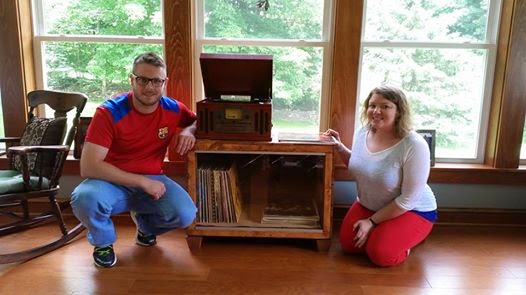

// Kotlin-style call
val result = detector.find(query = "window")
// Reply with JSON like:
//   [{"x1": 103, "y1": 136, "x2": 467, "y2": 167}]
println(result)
[
  {"x1": 358, "y1": 0, "x2": 501, "y2": 163},
  {"x1": 32, "y1": 0, "x2": 164, "y2": 116},
  {"x1": 194, "y1": 0, "x2": 334, "y2": 133}
]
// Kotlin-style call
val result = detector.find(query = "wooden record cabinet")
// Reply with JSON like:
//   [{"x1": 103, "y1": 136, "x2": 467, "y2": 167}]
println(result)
[{"x1": 186, "y1": 137, "x2": 336, "y2": 251}]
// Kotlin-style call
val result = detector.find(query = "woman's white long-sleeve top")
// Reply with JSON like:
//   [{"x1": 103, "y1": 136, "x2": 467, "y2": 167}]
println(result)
[{"x1": 348, "y1": 128, "x2": 437, "y2": 212}]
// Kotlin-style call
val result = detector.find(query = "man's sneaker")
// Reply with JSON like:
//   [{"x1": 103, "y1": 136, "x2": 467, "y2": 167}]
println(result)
[
  {"x1": 136, "y1": 230, "x2": 157, "y2": 247},
  {"x1": 130, "y1": 211, "x2": 157, "y2": 247},
  {"x1": 93, "y1": 245, "x2": 117, "y2": 268}
]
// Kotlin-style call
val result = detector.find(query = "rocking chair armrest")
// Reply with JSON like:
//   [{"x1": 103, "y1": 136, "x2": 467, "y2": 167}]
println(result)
[
  {"x1": 0, "y1": 137, "x2": 22, "y2": 157},
  {"x1": 7, "y1": 145, "x2": 70, "y2": 154},
  {"x1": 0, "y1": 137, "x2": 22, "y2": 143},
  {"x1": 8, "y1": 145, "x2": 70, "y2": 190}
]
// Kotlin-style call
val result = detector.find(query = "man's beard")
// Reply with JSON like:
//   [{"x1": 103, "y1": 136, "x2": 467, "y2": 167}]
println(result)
[{"x1": 134, "y1": 91, "x2": 160, "y2": 107}]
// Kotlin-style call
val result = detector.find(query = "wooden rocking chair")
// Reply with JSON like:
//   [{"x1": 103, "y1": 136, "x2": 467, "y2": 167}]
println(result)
[{"x1": 0, "y1": 90, "x2": 88, "y2": 264}]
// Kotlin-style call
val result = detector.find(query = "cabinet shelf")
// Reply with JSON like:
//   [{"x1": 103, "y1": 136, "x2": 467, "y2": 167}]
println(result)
[{"x1": 186, "y1": 138, "x2": 336, "y2": 251}]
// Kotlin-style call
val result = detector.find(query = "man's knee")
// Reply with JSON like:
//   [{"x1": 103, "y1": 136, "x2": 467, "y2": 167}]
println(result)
[
  {"x1": 71, "y1": 182, "x2": 106, "y2": 215},
  {"x1": 155, "y1": 208, "x2": 196, "y2": 232},
  {"x1": 173, "y1": 202, "x2": 197, "y2": 228},
  {"x1": 162, "y1": 188, "x2": 196, "y2": 228},
  {"x1": 178, "y1": 208, "x2": 197, "y2": 228}
]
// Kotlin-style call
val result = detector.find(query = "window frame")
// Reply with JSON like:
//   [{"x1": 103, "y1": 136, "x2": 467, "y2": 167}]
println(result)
[
  {"x1": 30, "y1": 0, "x2": 165, "y2": 100},
  {"x1": 192, "y1": 0, "x2": 336, "y2": 132},
  {"x1": 356, "y1": 0, "x2": 502, "y2": 164},
  {"x1": 328, "y1": 0, "x2": 526, "y2": 178}
]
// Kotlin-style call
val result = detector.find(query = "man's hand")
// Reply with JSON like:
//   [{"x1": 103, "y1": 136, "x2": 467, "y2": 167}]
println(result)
[
  {"x1": 175, "y1": 122, "x2": 197, "y2": 155},
  {"x1": 175, "y1": 128, "x2": 196, "y2": 155},
  {"x1": 140, "y1": 178, "x2": 166, "y2": 200}
]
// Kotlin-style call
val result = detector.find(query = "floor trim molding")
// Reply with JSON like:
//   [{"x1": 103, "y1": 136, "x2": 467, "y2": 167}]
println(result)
[
  {"x1": 333, "y1": 206, "x2": 526, "y2": 227},
  {"x1": 5, "y1": 201, "x2": 526, "y2": 227}
]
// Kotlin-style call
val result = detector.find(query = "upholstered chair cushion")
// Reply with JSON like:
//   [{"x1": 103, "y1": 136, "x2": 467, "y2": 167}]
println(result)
[
  {"x1": 0, "y1": 170, "x2": 50, "y2": 194},
  {"x1": 13, "y1": 117, "x2": 67, "y2": 176}
]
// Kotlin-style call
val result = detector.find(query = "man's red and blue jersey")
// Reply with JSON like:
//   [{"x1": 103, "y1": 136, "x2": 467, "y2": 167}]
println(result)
[{"x1": 85, "y1": 92, "x2": 197, "y2": 175}]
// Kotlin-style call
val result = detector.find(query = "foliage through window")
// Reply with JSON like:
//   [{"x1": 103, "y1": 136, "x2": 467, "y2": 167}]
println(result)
[
  {"x1": 195, "y1": 0, "x2": 333, "y2": 133},
  {"x1": 32, "y1": 0, "x2": 163, "y2": 116},
  {"x1": 358, "y1": 0, "x2": 500, "y2": 163}
]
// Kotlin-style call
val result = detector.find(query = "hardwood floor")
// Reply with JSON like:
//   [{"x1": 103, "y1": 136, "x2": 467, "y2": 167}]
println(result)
[{"x1": 1, "y1": 219, "x2": 525, "y2": 294}]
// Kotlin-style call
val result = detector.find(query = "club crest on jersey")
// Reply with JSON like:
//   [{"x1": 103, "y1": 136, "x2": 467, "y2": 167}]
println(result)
[{"x1": 158, "y1": 127, "x2": 169, "y2": 139}]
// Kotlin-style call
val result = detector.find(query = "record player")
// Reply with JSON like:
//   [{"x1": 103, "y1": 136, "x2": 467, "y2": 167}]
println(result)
[{"x1": 196, "y1": 53, "x2": 273, "y2": 141}]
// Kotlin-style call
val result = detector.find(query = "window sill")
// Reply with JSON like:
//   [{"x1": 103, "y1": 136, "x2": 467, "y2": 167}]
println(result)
[
  {"x1": 0, "y1": 156, "x2": 188, "y2": 177},
  {"x1": 2, "y1": 157, "x2": 525, "y2": 185},
  {"x1": 335, "y1": 163, "x2": 526, "y2": 185}
]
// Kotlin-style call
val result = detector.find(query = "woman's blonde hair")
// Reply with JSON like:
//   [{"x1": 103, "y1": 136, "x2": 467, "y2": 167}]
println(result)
[{"x1": 360, "y1": 85, "x2": 412, "y2": 138}]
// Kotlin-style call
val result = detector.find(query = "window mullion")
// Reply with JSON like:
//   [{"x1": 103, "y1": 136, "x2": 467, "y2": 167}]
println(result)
[
  {"x1": 486, "y1": 0, "x2": 502, "y2": 43},
  {"x1": 321, "y1": 0, "x2": 333, "y2": 42},
  {"x1": 34, "y1": 35, "x2": 164, "y2": 44},
  {"x1": 200, "y1": 38, "x2": 326, "y2": 47},
  {"x1": 362, "y1": 41, "x2": 495, "y2": 50},
  {"x1": 195, "y1": 0, "x2": 205, "y2": 39},
  {"x1": 31, "y1": 0, "x2": 45, "y2": 36}
]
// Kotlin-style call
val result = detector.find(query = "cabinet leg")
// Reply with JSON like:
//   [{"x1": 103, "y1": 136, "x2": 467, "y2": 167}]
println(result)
[
  {"x1": 315, "y1": 239, "x2": 331, "y2": 251},
  {"x1": 186, "y1": 236, "x2": 203, "y2": 252}
]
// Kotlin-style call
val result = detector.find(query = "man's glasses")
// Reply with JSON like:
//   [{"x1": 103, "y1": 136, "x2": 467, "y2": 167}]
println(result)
[{"x1": 131, "y1": 74, "x2": 166, "y2": 87}]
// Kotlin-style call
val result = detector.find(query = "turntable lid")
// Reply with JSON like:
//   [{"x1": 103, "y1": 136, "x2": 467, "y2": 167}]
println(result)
[{"x1": 199, "y1": 53, "x2": 273, "y2": 102}]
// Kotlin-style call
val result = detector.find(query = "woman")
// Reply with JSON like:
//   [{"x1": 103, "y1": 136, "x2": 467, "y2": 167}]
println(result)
[{"x1": 325, "y1": 85, "x2": 437, "y2": 266}]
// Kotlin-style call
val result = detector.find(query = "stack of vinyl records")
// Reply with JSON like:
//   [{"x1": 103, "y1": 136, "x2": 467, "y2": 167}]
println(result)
[
  {"x1": 196, "y1": 161, "x2": 243, "y2": 224},
  {"x1": 261, "y1": 198, "x2": 319, "y2": 227}
]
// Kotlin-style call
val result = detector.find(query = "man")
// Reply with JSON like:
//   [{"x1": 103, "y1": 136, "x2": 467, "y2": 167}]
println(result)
[{"x1": 71, "y1": 52, "x2": 198, "y2": 268}]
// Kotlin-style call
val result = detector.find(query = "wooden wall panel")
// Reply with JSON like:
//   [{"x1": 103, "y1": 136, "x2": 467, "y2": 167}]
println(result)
[
  {"x1": 485, "y1": 0, "x2": 514, "y2": 166},
  {"x1": 164, "y1": 0, "x2": 192, "y2": 107},
  {"x1": 0, "y1": 0, "x2": 33, "y2": 136},
  {"x1": 487, "y1": 0, "x2": 526, "y2": 168},
  {"x1": 329, "y1": 0, "x2": 362, "y2": 157},
  {"x1": 164, "y1": 0, "x2": 192, "y2": 162},
  {"x1": 495, "y1": 0, "x2": 526, "y2": 168}
]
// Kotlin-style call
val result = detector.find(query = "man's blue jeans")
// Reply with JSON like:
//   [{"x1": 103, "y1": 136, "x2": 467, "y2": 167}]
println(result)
[{"x1": 71, "y1": 175, "x2": 197, "y2": 247}]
